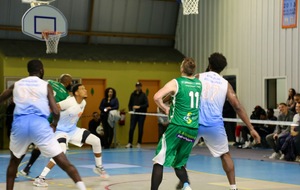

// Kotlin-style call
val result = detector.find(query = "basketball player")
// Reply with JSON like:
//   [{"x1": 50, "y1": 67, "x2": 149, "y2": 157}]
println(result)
[
  {"x1": 34, "y1": 83, "x2": 109, "y2": 187},
  {"x1": 194, "y1": 53, "x2": 260, "y2": 190},
  {"x1": 151, "y1": 58, "x2": 202, "y2": 190},
  {"x1": 20, "y1": 74, "x2": 73, "y2": 176},
  {"x1": 0, "y1": 60, "x2": 86, "y2": 190}
]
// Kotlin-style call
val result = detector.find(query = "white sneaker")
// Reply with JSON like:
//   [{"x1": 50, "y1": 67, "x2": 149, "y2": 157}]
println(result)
[
  {"x1": 125, "y1": 143, "x2": 132, "y2": 148},
  {"x1": 279, "y1": 154, "x2": 285, "y2": 160},
  {"x1": 198, "y1": 142, "x2": 205, "y2": 146},
  {"x1": 33, "y1": 176, "x2": 48, "y2": 187},
  {"x1": 93, "y1": 166, "x2": 110, "y2": 179},
  {"x1": 19, "y1": 169, "x2": 29, "y2": 176},
  {"x1": 242, "y1": 141, "x2": 252, "y2": 149},
  {"x1": 136, "y1": 143, "x2": 141, "y2": 148},
  {"x1": 269, "y1": 152, "x2": 280, "y2": 159},
  {"x1": 182, "y1": 185, "x2": 192, "y2": 190}
]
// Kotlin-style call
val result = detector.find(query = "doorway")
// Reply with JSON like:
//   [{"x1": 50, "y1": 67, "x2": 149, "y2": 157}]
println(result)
[
  {"x1": 81, "y1": 79, "x2": 106, "y2": 129},
  {"x1": 139, "y1": 80, "x2": 160, "y2": 143}
]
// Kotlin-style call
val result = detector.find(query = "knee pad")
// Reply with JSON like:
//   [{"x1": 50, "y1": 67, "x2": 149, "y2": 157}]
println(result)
[{"x1": 85, "y1": 134, "x2": 102, "y2": 153}]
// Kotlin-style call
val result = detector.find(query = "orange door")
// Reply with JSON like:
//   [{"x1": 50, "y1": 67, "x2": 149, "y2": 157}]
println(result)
[
  {"x1": 81, "y1": 79, "x2": 106, "y2": 129},
  {"x1": 139, "y1": 80, "x2": 160, "y2": 143}
]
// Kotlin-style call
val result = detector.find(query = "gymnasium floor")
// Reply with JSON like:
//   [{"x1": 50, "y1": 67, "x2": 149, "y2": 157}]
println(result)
[{"x1": 0, "y1": 145, "x2": 300, "y2": 190}]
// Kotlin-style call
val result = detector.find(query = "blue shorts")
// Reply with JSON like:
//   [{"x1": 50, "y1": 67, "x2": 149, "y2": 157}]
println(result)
[{"x1": 10, "y1": 114, "x2": 62, "y2": 158}]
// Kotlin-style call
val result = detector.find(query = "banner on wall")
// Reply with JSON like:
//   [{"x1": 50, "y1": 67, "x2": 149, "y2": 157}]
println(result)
[{"x1": 282, "y1": 0, "x2": 298, "y2": 28}]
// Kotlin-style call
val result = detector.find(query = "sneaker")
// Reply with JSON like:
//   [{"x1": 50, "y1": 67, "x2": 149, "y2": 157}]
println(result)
[
  {"x1": 136, "y1": 143, "x2": 141, "y2": 148},
  {"x1": 182, "y1": 185, "x2": 192, "y2": 190},
  {"x1": 269, "y1": 152, "x2": 280, "y2": 159},
  {"x1": 198, "y1": 141, "x2": 205, "y2": 146},
  {"x1": 33, "y1": 176, "x2": 48, "y2": 187},
  {"x1": 125, "y1": 143, "x2": 132, "y2": 148},
  {"x1": 19, "y1": 169, "x2": 29, "y2": 176},
  {"x1": 242, "y1": 141, "x2": 252, "y2": 149},
  {"x1": 279, "y1": 154, "x2": 285, "y2": 160},
  {"x1": 93, "y1": 166, "x2": 110, "y2": 179}
]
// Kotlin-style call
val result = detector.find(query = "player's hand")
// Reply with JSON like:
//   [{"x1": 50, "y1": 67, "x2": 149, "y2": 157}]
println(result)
[
  {"x1": 50, "y1": 123, "x2": 57, "y2": 132},
  {"x1": 250, "y1": 129, "x2": 261, "y2": 144}
]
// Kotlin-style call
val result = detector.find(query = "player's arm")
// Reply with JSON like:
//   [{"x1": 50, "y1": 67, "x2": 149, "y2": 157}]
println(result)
[
  {"x1": 47, "y1": 84, "x2": 60, "y2": 129},
  {"x1": 154, "y1": 79, "x2": 176, "y2": 115},
  {"x1": 0, "y1": 84, "x2": 14, "y2": 104},
  {"x1": 226, "y1": 83, "x2": 261, "y2": 143}
]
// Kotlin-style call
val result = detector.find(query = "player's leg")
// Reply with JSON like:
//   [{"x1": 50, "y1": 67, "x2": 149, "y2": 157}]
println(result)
[
  {"x1": 82, "y1": 130, "x2": 110, "y2": 178},
  {"x1": 200, "y1": 125, "x2": 237, "y2": 190},
  {"x1": 53, "y1": 153, "x2": 86, "y2": 190},
  {"x1": 151, "y1": 163, "x2": 164, "y2": 190},
  {"x1": 7, "y1": 152, "x2": 25, "y2": 190},
  {"x1": 34, "y1": 137, "x2": 68, "y2": 187},
  {"x1": 8, "y1": 116, "x2": 35, "y2": 190},
  {"x1": 20, "y1": 147, "x2": 41, "y2": 175},
  {"x1": 220, "y1": 152, "x2": 236, "y2": 185}
]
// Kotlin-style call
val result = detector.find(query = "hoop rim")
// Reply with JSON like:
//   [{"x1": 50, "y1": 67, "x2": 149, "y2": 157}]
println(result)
[{"x1": 42, "y1": 31, "x2": 62, "y2": 39}]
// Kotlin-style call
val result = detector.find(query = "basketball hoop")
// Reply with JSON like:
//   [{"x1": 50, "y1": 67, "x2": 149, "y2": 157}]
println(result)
[
  {"x1": 42, "y1": 31, "x2": 61, "y2": 54},
  {"x1": 181, "y1": 0, "x2": 199, "y2": 15}
]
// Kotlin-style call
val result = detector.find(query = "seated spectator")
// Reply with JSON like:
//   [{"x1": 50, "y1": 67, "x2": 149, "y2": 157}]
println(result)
[
  {"x1": 254, "y1": 108, "x2": 278, "y2": 148},
  {"x1": 241, "y1": 105, "x2": 265, "y2": 148},
  {"x1": 88, "y1": 112, "x2": 105, "y2": 147},
  {"x1": 266, "y1": 103, "x2": 294, "y2": 159},
  {"x1": 281, "y1": 102, "x2": 300, "y2": 161}
]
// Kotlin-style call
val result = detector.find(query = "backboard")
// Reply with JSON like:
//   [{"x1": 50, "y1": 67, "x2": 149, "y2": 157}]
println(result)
[{"x1": 22, "y1": 5, "x2": 68, "y2": 41}]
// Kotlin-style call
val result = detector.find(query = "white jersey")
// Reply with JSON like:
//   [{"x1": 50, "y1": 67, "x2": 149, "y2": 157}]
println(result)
[
  {"x1": 13, "y1": 76, "x2": 49, "y2": 118},
  {"x1": 198, "y1": 71, "x2": 228, "y2": 126},
  {"x1": 56, "y1": 96, "x2": 86, "y2": 134}
]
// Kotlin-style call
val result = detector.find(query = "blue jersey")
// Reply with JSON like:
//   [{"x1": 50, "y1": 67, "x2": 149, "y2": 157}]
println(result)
[
  {"x1": 13, "y1": 76, "x2": 49, "y2": 118},
  {"x1": 198, "y1": 71, "x2": 228, "y2": 127}
]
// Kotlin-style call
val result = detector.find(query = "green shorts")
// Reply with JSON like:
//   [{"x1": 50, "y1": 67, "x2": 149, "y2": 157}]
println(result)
[{"x1": 152, "y1": 123, "x2": 198, "y2": 169}]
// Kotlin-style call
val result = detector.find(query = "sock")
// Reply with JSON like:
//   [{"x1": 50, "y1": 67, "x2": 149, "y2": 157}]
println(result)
[
  {"x1": 95, "y1": 156, "x2": 102, "y2": 167},
  {"x1": 76, "y1": 181, "x2": 86, "y2": 190},
  {"x1": 151, "y1": 163, "x2": 163, "y2": 190},
  {"x1": 40, "y1": 167, "x2": 51, "y2": 178},
  {"x1": 183, "y1": 182, "x2": 190, "y2": 188},
  {"x1": 174, "y1": 166, "x2": 189, "y2": 184},
  {"x1": 230, "y1": 184, "x2": 237, "y2": 190},
  {"x1": 24, "y1": 148, "x2": 41, "y2": 172}
]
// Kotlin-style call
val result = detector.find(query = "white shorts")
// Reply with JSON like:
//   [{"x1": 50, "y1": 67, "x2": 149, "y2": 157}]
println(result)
[
  {"x1": 196, "y1": 124, "x2": 229, "y2": 157},
  {"x1": 55, "y1": 127, "x2": 86, "y2": 147},
  {"x1": 10, "y1": 115, "x2": 62, "y2": 159}
]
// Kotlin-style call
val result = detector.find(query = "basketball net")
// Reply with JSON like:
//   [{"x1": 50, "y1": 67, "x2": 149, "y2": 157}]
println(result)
[
  {"x1": 181, "y1": 0, "x2": 199, "y2": 15},
  {"x1": 42, "y1": 31, "x2": 61, "y2": 54},
  {"x1": 29, "y1": 1, "x2": 50, "y2": 7}
]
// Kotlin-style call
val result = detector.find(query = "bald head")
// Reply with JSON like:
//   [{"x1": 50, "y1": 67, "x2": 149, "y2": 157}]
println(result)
[{"x1": 59, "y1": 74, "x2": 73, "y2": 90}]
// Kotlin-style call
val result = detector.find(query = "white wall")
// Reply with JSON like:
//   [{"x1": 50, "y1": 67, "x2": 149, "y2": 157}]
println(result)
[{"x1": 175, "y1": 0, "x2": 299, "y2": 114}]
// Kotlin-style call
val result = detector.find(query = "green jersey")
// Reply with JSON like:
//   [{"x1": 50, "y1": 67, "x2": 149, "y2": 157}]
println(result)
[
  {"x1": 48, "y1": 80, "x2": 69, "y2": 102},
  {"x1": 169, "y1": 77, "x2": 202, "y2": 129},
  {"x1": 48, "y1": 80, "x2": 69, "y2": 122}
]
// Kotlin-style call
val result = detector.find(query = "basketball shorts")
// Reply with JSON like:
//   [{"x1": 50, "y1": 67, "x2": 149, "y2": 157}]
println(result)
[
  {"x1": 10, "y1": 114, "x2": 62, "y2": 159},
  {"x1": 152, "y1": 123, "x2": 198, "y2": 169},
  {"x1": 55, "y1": 127, "x2": 86, "y2": 147},
  {"x1": 196, "y1": 124, "x2": 229, "y2": 157}
]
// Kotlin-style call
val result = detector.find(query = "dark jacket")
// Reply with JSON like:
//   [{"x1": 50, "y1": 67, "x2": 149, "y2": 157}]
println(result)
[{"x1": 128, "y1": 90, "x2": 148, "y2": 113}]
